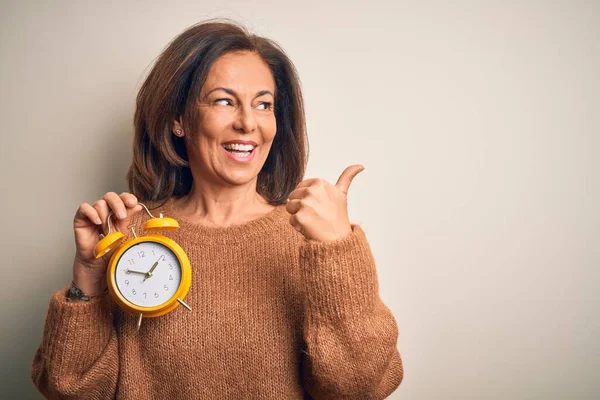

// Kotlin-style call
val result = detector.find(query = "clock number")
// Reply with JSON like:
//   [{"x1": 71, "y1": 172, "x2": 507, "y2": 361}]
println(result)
[
  {"x1": 152, "y1": 249, "x2": 155, "y2": 256},
  {"x1": 137, "y1": 251, "x2": 145, "y2": 258},
  {"x1": 169, "y1": 264, "x2": 173, "y2": 270},
  {"x1": 128, "y1": 259, "x2": 135, "y2": 265},
  {"x1": 159, "y1": 255, "x2": 166, "y2": 262},
  {"x1": 143, "y1": 292, "x2": 147, "y2": 298},
  {"x1": 125, "y1": 280, "x2": 129, "y2": 286},
  {"x1": 154, "y1": 292, "x2": 159, "y2": 298},
  {"x1": 164, "y1": 285, "x2": 168, "y2": 291},
  {"x1": 132, "y1": 289, "x2": 136, "y2": 295},
  {"x1": 169, "y1": 275, "x2": 173, "y2": 281}
]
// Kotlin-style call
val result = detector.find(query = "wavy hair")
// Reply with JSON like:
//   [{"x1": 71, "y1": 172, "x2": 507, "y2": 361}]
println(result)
[{"x1": 126, "y1": 20, "x2": 308, "y2": 206}]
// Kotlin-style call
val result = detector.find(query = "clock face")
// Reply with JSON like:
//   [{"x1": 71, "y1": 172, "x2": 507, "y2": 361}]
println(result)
[{"x1": 114, "y1": 242, "x2": 182, "y2": 308}]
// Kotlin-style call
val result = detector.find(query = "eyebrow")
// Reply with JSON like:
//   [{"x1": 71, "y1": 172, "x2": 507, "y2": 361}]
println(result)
[{"x1": 204, "y1": 87, "x2": 274, "y2": 99}]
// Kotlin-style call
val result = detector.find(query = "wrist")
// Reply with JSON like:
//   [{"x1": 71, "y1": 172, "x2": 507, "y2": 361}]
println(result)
[
  {"x1": 67, "y1": 280, "x2": 108, "y2": 301},
  {"x1": 71, "y1": 280, "x2": 107, "y2": 297},
  {"x1": 72, "y1": 262, "x2": 107, "y2": 296}
]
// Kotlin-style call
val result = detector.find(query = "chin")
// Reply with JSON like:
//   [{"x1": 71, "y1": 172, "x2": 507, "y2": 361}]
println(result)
[{"x1": 220, "y1": 170, "x2": 259, "y2": 186}]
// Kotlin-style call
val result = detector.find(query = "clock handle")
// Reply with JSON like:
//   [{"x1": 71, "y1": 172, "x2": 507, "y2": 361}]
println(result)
[
  {"x1": 101, "y1": 203, "x2": 159, "y2": 236},
  {"x1": 138, "y1": 202, "x2": 160, "y2": 219}
]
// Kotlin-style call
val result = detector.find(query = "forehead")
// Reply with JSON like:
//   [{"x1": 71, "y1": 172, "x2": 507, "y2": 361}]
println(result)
[{"x1": 202, "y1": 51, "x2": 275, "y2": 95}]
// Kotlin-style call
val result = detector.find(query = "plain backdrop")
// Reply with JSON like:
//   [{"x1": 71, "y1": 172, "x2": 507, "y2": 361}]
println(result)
[{"x1": 1, "y1": 0, "x2": 598, "y2": 399}]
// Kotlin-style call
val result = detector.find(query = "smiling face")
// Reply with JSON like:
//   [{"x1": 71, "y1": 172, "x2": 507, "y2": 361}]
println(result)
[{"x1": 182, "y1": 51, "x2": 277, "y2": 188}]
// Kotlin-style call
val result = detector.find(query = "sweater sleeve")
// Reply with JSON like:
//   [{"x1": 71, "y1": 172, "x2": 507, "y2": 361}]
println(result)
[
  {"x1": 299, "y1": 224, "x2": 404, "y2": 399},
  {"x1": 31, "y1": 285, "x2": 119, "y2": 400}
]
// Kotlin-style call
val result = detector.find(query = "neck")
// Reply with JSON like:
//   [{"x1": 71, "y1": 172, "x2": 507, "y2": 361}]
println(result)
[{"x1": 173, "y1": 177, "x2": 273, "y2": 227}]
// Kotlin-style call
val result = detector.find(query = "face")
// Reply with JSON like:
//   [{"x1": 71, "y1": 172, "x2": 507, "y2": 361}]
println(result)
[{"x1": 181, "y1": 51, "x2": 277, "y2": 188}]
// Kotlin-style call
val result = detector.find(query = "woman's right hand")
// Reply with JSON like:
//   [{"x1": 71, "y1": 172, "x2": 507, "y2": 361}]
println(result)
[{"x1": 72, "y1": 192, "x2": 143, "y2": 294}]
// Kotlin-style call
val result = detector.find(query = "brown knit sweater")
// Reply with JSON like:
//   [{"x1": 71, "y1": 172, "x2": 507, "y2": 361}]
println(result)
[{"x1": 32, "y1": 198, "x2": 403, "y2": 399}]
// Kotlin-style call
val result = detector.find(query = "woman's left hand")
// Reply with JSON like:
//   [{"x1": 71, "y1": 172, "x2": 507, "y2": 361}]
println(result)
[{"x1": 286, "y1": 164, "x2": 364, "y2": 242}]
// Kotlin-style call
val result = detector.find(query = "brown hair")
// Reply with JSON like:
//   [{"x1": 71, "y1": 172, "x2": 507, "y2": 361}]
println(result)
[{"x1": 126, "y1": 20, "x2": 308, "y2": 206}]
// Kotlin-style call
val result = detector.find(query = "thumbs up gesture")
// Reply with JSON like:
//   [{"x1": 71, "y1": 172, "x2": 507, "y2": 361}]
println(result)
[{"x1": 286, "y1": 164, "x2": 365, "y2": 242}]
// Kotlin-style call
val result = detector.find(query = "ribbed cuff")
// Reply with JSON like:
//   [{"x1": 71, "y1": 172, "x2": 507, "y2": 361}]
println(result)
[
  {"x1": 40, "y1": 285, "x2": 115, "y2": 375},
  {"x1": 300, "y1": 224, "x2": 379, "y2": 322}
]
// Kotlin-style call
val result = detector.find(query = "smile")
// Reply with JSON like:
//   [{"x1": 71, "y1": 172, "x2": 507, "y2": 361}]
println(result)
[{"x1": 222, "y1": 143, "x2": 257, "y2": 162}]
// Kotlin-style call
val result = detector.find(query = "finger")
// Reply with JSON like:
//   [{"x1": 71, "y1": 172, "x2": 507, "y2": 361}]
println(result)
[
  {"x1": 286, "y1": 199, "x2": 302, "y2": 214},
  {"x1": 288, "y1": 214, "x2": 303, "y2": 233},
  {"x1": 288, "y1": 187, "x2": 311, "y2": 201},
  {"x1": 294, "y1": 178, "x2": 322, "y2": 190},
  {"x1": 103, "y1": 191, "x2": 127, "y2": 219},
  {"x1": 76, "y1": 203, "x2": 102, "y2": 225},
  {"x1": 120, "y1": 192, "x2": 138, "y2": 208},
  {"x1": 92, "y1": 199, "x2": 110, "y2": 233},
  {"x1": 334, "y1": 164, "x2": 365, "y2": 194}
]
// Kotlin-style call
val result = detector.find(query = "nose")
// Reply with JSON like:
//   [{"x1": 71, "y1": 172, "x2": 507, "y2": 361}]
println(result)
[{"x1": 232, "y1": 104, "x2": 257, "y2": 133}]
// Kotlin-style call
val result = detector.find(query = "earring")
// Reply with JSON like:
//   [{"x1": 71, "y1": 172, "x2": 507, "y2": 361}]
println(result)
[{"x1": 175, "y1": 129, "x2": 183, "y2": 137}]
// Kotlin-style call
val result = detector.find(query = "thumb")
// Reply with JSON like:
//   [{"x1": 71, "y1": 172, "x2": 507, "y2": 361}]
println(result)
[{"x1": 334, "y1": 164, "x2": 365, "y2": 194}]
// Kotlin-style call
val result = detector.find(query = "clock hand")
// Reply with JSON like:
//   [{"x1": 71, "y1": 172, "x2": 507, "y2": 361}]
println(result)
[
  {"x1": 143, "y1": 259, "x2": 160, "y2": 282},
  {"x1": 126, "y1": 269, "x2": 148, "y2": 275}
]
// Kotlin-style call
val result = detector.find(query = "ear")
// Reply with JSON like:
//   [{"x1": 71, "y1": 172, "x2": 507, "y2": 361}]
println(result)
[{"x1": 173, "y1": 118, "x2": 184, "y2": 137}]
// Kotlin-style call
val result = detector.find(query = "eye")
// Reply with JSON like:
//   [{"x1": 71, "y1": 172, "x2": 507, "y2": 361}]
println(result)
[
  {"x1": 214, "y1": 98, "x2": 233, "y2": 106},
  {"x1": 256, "y1": 101, "x2": 273, "y2": 111}
]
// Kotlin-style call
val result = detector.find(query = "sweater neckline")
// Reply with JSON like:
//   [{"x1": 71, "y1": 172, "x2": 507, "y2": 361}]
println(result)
[{"x1": 155, "y1": 197, "x2": 287, "y2": 245}]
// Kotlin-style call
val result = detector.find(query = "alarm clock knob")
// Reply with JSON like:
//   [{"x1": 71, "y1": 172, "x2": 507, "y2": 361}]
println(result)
[
  {"x1": 144, "y1": 213, "x2": 179, "y2": 232},
  {"x1": 93, "y1": 231, "x2": 126, "y2": 259}
]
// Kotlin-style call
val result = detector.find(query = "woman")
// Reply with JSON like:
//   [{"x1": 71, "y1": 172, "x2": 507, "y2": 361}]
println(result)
[{"x1": 31, "y1": 20, "x2": 404, "y2": 399}]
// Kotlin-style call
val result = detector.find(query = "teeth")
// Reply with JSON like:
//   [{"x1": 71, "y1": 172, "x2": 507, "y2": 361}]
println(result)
[
  {"x1": 223, "y1": 143, "x2": 255, "y2": 151},
  {"x1": 230, "y1": 151, "x2": 251, "y2": 158}
]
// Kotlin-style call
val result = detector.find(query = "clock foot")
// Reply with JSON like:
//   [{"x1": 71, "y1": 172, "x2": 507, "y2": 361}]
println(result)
[
  {"x1": 137, "y1": 312, "x2": 143, "y2": 330},
  {"x1": 177, "y1": 298, "x2": 192, "y2": 311}
]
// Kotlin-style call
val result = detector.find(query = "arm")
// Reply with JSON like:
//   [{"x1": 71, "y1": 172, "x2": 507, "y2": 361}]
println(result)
[
  {"x1": 299, "y1": 224, "x2": 403, "y2": 399},
  {"x1": 31, "y1": 285, "x2": 119, "y2": 400}
]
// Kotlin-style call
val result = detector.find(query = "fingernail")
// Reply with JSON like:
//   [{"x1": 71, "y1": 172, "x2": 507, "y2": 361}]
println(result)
[
  {"x1": 95, "y1": 217, "x2": 102, "y2": 224},
  {"x1": 119, "y1": 211, "x2": 127, "y2": 219}
]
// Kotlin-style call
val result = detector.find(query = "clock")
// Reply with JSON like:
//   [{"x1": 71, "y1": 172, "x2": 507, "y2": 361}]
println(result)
[{"x1": 93, "y1": 203, "x2": 192, "y2": 330}]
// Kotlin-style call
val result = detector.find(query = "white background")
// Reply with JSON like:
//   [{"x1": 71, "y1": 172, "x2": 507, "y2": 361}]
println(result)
[{"x1": 1, "y1": 0, "x2": 598, "y2": 398}]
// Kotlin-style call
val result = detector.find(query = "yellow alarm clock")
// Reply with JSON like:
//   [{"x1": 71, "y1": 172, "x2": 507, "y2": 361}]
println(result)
[{"x1": 93, "y1": 203, "x2": 192, "y2": 330}]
